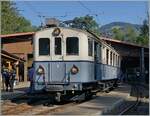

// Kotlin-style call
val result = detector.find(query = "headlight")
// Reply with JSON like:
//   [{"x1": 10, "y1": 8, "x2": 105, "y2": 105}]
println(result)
[
  {"x1": 70, "y1": 65, "x2": 79, "y2": 75},
  {"x1": 36, "y1": 65, "x2": 45, "y2": 75}
]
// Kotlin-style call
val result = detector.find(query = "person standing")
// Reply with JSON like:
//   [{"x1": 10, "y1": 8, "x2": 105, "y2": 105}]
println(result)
[
  {"x1": 9, "y1": 69, "x2": 16, "y2": 92},
  {"x1": 4, "y1": 69, "x2": 11, "y2": 92},
  {"x1": 28, "y1": 64, "x2": 34, "y2": 93},
  {"x1": 1, "y1": 65, "x2": 7, "y2": 91}
]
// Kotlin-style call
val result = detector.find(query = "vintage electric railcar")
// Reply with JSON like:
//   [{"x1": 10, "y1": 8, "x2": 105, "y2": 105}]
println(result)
[{"x1": 33, "y1": 27, "x2": 121, "y2": 101}]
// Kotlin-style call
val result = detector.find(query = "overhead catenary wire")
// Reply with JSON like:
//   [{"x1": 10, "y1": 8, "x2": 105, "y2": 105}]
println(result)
[
  {"x1": 23, "y1": 1, "x2": 45, "y2": 27},
  {"x1": 23, "y1": 1, "x2": 69, "y2": 27},
  {"x1": 21, "y1": 1, "x2": 103, "y2": 28},
  {"x1": 78, "y1": 1, "x2": 102, "y2": 26}
]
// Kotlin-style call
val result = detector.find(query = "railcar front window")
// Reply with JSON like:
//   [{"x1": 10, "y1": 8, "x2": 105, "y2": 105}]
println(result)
[
  {"x1": 88, "y1": 39, "x2": 93, "y2": 56},
  {"x1": 66, "y1": 37, "x2": 79, "y2": 55},
  {"x1": 39, "y1": 38, "x2": 50, "y2": 55},
  {"x1": 55, "y1": 37, "x2": 62, "y2": 55}
]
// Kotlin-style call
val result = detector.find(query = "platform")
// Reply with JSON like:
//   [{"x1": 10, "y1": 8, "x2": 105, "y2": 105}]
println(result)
[{"x1": 50, "y1": 84, "x2": 131, "y2": 115}]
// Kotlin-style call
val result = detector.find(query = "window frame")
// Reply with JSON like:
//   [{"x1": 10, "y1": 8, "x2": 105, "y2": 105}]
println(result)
[
  {"x1": 38, "y1": 38, "x2": 50, "y2": 56},
  {"x1": 106, "y1": 49, "x2": 109, "y2": 65},
  {"x1": 110, "y1": 51, "x2": 112, "y2": 65},
  {"x1": 88, "y1": 38, "x2": 94, "y2": 57},
  {"x1": 113, "y1": 53, "x2": 115, "y2": 66},
  {"x1": 66, "y1": 37, "x2": 79, "y2": 55},
  {"x1": 54, "y1": 37, "x2": 62, "y2": 55},
  {"x1": 115, "y1": 55, "x2": 117, "y2": 66}
]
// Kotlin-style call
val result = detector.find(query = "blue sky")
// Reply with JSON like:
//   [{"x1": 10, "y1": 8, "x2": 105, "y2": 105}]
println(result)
[{"x1": 15, "y1": 1, "x2": 148, "y2": 27}]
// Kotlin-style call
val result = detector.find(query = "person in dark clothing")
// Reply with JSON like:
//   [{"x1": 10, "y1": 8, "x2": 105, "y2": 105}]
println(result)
[
  {"x1": 9, "y1": 69, "x2": 16, "y2": 92},
  {"x1": 1, "y1": 65, "x2": 6, "y2": 91},
  {"x1": 28, "y1": 64, "x2": 35, "y2": 93},
  {"x1": 3, "y1": 69, "x2": 11, "y2": 92}
]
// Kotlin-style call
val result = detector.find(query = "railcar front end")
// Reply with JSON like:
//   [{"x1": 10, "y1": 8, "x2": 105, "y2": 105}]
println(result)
[{"x1": 33, "y1": 27, "x2": 97, "y2": 96}]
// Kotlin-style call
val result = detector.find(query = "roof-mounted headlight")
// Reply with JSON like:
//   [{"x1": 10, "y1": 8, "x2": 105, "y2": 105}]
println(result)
[{"x1": 52, "y1": 27, "x2": 61, "y2": 36}]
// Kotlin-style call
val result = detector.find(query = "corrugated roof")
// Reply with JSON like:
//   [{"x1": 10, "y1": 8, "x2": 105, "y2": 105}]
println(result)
[
  {"x1": 0, "y1": 32, "x2": 35, "y2": 38},
  {"x1": 101, "y1": 37, "x2": 149, "y2": 49},
  {"x1": 2, "y1": 50, "x2": 25, "y2": 61}
]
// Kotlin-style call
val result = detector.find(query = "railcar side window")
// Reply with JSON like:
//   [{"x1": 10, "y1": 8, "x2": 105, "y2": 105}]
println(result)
[
  {"x1": 88, "y1": 39, "x2": 93, "y2": 56},
  {"x1": 66, "y1": 37, "x2": 79, "y2": 55},
  {"x1": 55, "y1": 37, "x2": 62, "y2": 55},
  {"x1": 39, "y1": 38, "x2": 50, "y2": 55},
  {"x1": 110, "y1": 51, "x2": 112, "y2": 65},
  {"x1": 113, "y1": 53, "x2": 115, "y2": 66},
  {"x1": 118, "y1": 56, "x2": 120, "y2": 66},
  {"x1": 116, "y1": 55, "x2": 118, "y2": 66},
  {"x1": 106, "y1": 49, "x2": 109, "y2": 64}
]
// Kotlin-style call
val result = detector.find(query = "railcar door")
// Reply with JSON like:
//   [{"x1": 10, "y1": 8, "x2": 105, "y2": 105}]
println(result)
[{"x1": 50, "y1": 36, "x2": 66, "y2": 83}]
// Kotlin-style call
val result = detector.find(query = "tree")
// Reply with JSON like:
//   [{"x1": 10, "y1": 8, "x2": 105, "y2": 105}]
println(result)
[
  {"x1": 125, "y1": 26, "x2": 137, "y2": 43},
  {"x1": 1, "y1": 1, "x2": 37, "y2": 34},
  {"x1": 112, "y1": 27, "x2": 125, "y2": 41},
  {"x1": 70, "y1": 15, "x2": 100, "y2": 36},
  {"x1": 136, "y1": 19, "x2": 149, "y2": 46}
]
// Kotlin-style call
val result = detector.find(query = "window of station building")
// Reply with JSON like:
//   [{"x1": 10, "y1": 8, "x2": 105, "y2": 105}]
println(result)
[
  {"x1": 110, "y1": 51, "x2": 112, "y2": 65},
  {"x1": 88, "y1": 39, "x2": 93, "y2": 56},
  {"x1": 39, "y1": 38, "x2": 50, "y2": 55},
  {"x1": 55, "y1": 37, "x2": 62, "y2": 55},
  {"x1": 66, "y1": 37, "x2": 79, "y2": 55},
  {"x1": 106, "y1": 49, "x2": 109, "y2": 64}
]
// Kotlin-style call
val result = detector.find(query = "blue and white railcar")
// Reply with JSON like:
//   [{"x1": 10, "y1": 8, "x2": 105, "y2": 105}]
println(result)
[{"x1": 33, "y1": 27, "x2": 121, "y2": 100}]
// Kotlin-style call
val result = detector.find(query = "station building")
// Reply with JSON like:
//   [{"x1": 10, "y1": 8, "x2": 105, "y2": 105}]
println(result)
[
  {"x1": 1, "y1": 32, "x2": 34, "y2": 82},
  {"x1": 1, "y1": 50, "x2": 25, "y2": 87}
]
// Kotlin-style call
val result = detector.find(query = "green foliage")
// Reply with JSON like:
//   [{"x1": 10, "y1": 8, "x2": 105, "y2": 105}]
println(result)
[
  {"x1": 112, "y1": 26, "x2": 138, "y2": 42},
  {"x1": 112, "y1": 22, "x2": 149, "y2": 46},
  {"x1": 125, "y1": 25, "x2": 137, "y2": 43},
  {"x1": 112, "y1": 27, "x2": 125, "y2": 41},
  {"x1": 1, "y1": 1, "x2": 37, "y2": 34},
  {"x1": 136, "y1": 19, "x2": 149, "y2": 46},
  {"x1": 71, "y1": 15, "x2": 100, "y2": 36}
]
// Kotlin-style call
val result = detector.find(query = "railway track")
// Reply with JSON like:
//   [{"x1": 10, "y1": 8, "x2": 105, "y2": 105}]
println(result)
[
  {"x1": 2, "y1": 99, "x2": 84, "y2": 115},
  {"x1": 1, "y1": 93, "x2": 90, "y2": 115},
  {"x1": 119, "y1": 98, "x2": 141, "y2": 115},
  {"x1": 119, "y1": 84, "x2": 144, "y2": 115}
]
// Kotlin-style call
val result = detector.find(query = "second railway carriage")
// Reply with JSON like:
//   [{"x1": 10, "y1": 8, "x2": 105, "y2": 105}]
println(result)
[{"x1": 33, "y1": 27, "x2": 121, "y2": 101}]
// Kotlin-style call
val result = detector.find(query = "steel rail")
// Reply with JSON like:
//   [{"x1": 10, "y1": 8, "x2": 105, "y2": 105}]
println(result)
[{"x1": 119, "y1": 85, "x2": 141, "y2": 115}]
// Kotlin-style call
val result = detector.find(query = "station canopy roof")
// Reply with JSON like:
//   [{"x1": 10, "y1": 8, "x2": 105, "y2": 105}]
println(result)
[{"x1": 2, "y1": 50, "x2": 25, "y2": 62}]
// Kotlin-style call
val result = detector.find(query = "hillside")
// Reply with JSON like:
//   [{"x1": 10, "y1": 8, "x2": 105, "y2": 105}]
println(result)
[{"x1": 100, "y1": 22, "x2": 141, "y2": 38}]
